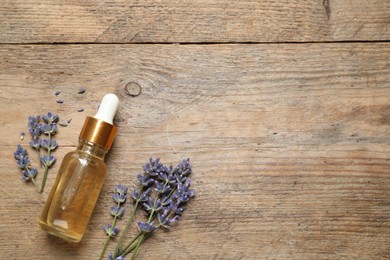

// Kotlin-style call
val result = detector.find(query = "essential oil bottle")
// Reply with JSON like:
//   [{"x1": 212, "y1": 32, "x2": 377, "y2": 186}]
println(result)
[{"x1": 39, "y1": 93, "x2": 119, "y2": 242}]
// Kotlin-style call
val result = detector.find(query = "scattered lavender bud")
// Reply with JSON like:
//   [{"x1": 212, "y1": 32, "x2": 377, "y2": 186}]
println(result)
[
  {"x1": 66, "y1": 118, "x2": 72, "y2": 124},
  {"x1": 54, "y1": 90, "x2": 61, "y2": 96},
  {"x1": 20, "y1": 132, "x2": 25, "y2": 141},
  {"x1": 78, "y1": 88, "x2": 86, "y2": 94},
  {"x1": 59, "y1": 122, "x2": 68, "y2": 127},
  {"x1": 56, "y1": 100, "x2": 64, "y2": 104},
  {"x1": 77, "y1": 108, "x2": 84, "y2": 112}
]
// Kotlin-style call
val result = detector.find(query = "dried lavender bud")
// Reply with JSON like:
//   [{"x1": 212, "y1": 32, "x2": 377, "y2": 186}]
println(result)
[
  {"x1": 112, "y1": 193, "x2": 127, "y2": 204},
  {"x1": 136, "y1": 221, "x2": 157, "y2": 233},
  {"x1": 59, "y1": 122, "x2": 68, "y2": 127},
  {"x1": 157, "y1": 210, "x2": 179, "y2": 229},
  {"x1": 103, "y1": 224, "x2": 119, "y2": 237},
  {"x1": 77, "y1": 108, "x2": 84, "y2": 112},
  {"x1": 54, "y1": 90, "x2": 61, "y2": 96},
  {"x1": 41, "y1": 123, "x2": 58, "y2": 135},
  {"x1": 22, "y1": 168, "x2": 38, "y2": 181},
  {"x1": 40, "y1": 155, "x2": 56, "y2": 167},
  {"x1": 78, "y1": 88, "x2": 86, "y2": 94},
  {"x1": 177, "y1": 158, "x2": 192, "y2": 176},
  {"x1": 56, "y1": 100, "x2": 64, "y2": 104},
  {"x1": 143, "y1": 157, "x2": 163, "y2": 176},
  {"x1": 131, "y1": 188, "x2": 151, "y2": 203},
  {"x1": 42, "y1": 112, "x2": 59, "y2": 124},
  {"x1": 41, "y1": 139, "x2": 58, "y2": 151},
  {"x1": 66, "y1": 118, "x2": 72, "y2": 124},
  {"x1": 115, "y1": 184, "x2": 128, "y2": 196},
  {"x1": 108, "y1": 253, "x2": 125, "y2": 260},
  {"x1": 110, "y1": 206, "x2": 125, "y2": 218},
  {"x1": 169, "y1": 201, "x2": 184, "y2": 215},
  {"x1": 20, "y1": 132, "x2": 25, "y2": 141},
  {"x1": 154, "y1": 180, "x2": 172, "y2": 194},
  {"x1": 29, "y1": 138, "x2": 41, "y2": 150},
  {"x1": 137, "y1": 174, "x2": 154, "y2": 187},
  {"x1": 28, "y1": 115, "x2": 42, "y2": 137}
]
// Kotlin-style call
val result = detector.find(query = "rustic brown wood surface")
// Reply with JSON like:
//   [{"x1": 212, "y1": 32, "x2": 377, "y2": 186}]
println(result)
[
  {"x1": 0, "y1": 44, "x2": 389, "y2": 259},
  {"x1": 0, "y1": 1, "x2": 389, "y2": 259},
  {"x1": 0, "y1": 0, "x2": 389, "y2": 43}
]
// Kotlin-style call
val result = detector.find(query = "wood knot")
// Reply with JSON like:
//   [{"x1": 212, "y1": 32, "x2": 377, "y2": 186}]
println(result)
[{"x1": 124, "y1": 82, "x2": 142, "y2": 97}]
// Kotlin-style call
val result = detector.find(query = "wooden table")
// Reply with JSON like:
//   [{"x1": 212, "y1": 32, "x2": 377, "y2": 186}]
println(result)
[{"x1": 1, "y1": 1, "x2": 389, "y2": 259}]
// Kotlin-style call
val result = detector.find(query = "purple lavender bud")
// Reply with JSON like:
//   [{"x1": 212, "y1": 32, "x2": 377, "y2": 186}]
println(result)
[
  {"x1": 77, "y1": 108, "x2": 84, "y2": 112},
  {"x1": 169, "y1": 201, "x2": 184, "y2": 215},
  {"x1": 174, "y1": 173, "x2": 187, "y2": 184},
  {"x1": 20, "y1": 132, "x2": 25, "y2": 141},
  {"x1": 78, "y1": 88, "x2": 86, "y2": 94},
  {"x1": 17, "y1": 156, "x2": 30, "y2": 169},
  {"x1": 112, "y1": 193, "x2": 127, "y2": 204},
  {"x1": 161, "y1": 197, "x2": 172, "y2": 207},
  {"x1": 115, "y1": 184, "x2": 128, "y2": 195},
  {"x1": 136, "y1": 221, "x2": 157, "y2": 233},
  {"x1": 41, "y1": 138, "x2": 58, "y2": 151},
  {"x1": 22, "y1": 168, "x2": 38, "y2": 181},
  {"x1": 137, "y1": 174, "x2": 154, "y2": 187},
  {"x1": 110, "y1": 206, "x2": 124, "y2": 218},
  {"x1": 14, "y1": 145, "x2": 27, "y2": 160},
  {"x1": 40, "y1": 155, "x2": 56, "y2": 167},
  {"x1": 54, "y1": 90, "x2": 61, "y2": 96},
  {"x1": 131, "y1": 188, "x2": 151, "y2": 202},
  {"x1": 143, "y1": 157, "x2": 163, "y2": 176},
  {"x1": 177, "y1": 158, "x2": 192, "y2": 176},
  {"x1": 42, "y1": 112, "x2": 59, "y2": 124},
  {"x1": 108, "y1": 253, "x2": 125, "y2": 260},
  {"x1": 41, "y1": 123, "x2": 57, "y2": 135},
  {"x1": 154, "y1": 180, "x2": 171, "y2": 194},
  {"x1": 29, "y1": 138, "x2": 41, "y2": 150},
  {"x1": 157, "y1": 211, "x2": 179, "y2": 229},
  {"x1": 103, "y1": 224, "x2": 119, "y2": 237}
]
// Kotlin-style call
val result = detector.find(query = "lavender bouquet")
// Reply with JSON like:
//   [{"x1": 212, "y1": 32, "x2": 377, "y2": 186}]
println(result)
[{"x1": 100, "y1": 158, "x2": 195, "y2": 260}]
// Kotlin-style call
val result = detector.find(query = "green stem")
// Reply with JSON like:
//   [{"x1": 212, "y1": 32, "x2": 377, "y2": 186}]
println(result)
[
  {"x1": 131, "y1": 233, "x2": 145, "y2": 260},
  {"x1": 119, "y1": 231, "x2": 142, "y2": 256},
  {"x1": 39, "y1": 132, "x2": 52, "y2": 194},
  {"x1": 99, "y1": 201, "x2": 121, "y2": 260},
  {"x1": 114, "y1": 200, "x2": 139, "y2": 257},
  {"x1": 121, "y1": 232, "x2": 152, "y2": 257}
]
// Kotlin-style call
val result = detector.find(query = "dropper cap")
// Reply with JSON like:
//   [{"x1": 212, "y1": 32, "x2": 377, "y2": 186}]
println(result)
[{"x1": 79, "y1": 94, "x2": 119, "y2": 150}]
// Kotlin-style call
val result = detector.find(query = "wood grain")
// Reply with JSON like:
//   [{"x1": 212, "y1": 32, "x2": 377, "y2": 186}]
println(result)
[
  {"x1": 0, "y1": 44, "x2": 389, "y2": 259},
  {"x1": 0, "y1": 0, "x2": 389, "y2": 43}
]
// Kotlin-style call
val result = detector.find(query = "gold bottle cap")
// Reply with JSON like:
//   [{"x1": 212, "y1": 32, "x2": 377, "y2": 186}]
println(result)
[{"x1": 79, "y1": 116, "x2": 118, "y2": 150}]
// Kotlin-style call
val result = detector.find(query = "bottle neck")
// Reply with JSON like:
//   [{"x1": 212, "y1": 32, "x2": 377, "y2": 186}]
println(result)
[{"x1": 77, "y1": 140, "x2": 108, "y2": 160}]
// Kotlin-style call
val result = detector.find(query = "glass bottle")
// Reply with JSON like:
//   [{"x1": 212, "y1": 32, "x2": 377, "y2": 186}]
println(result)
[{"x1": 39, "y1": 94, "x2": 119, "y2": 242}]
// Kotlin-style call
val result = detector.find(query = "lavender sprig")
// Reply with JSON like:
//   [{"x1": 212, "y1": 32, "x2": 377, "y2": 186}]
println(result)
[
  {"x1": 99, "y1": 185, "x2": 128, "y2": 260},
  {"x1": 13, "y1": 145, "x2": 39, "y2": 188},
  {"x1": 110, "y1": 158, "x2": 195, "y2": 259},
  {"x1": 38, "y1": 112, "x2": 59, "y2": 193}
]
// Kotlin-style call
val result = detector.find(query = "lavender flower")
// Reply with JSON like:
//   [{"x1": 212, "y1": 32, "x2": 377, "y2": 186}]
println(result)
[
  {"x1": 42, "y1": 112, "x2": 59, "y2": 124},
  {"x1": 40, "y1": 155, "x2": 56, "y2": 167},
  {"x1": 157, "y1": 210, "x2": 179, "y2": 229},
  {"x1": 157, "y1": 171, "x2": 176, "y2": 185},
  {"x1": 169, "y1": 201, "x2": 184, "y2": 215},
  {"x1": 176, "y1": 158, "x2": 192, "y2": 176},
  {"x1": 22, "y1": 168, "x2": 38, "y2": 181},
  {"x1": 14, "y1": 145, "x2": 38, "y2": 182},
  {"x1": 154, "y1": 180, "x2": 172, "y2": 194},
  {"x1": 41, "y1": 123, "x2": 57, "y2": 135},
  {"x1": 41, "y1": 139, "x2": 58, "y2": 151},
  {"x1": 115, "y1": 184, "x2": 128, "y2": 196},
  {"x1": 143, "y1": 198, "x2": 163, "y2": 213},
  {"x1": 29, "y1": 138, "x2": 41, "y2": 150},
  {"x1": 136, "y1": 174, "x2": 154, "y2": 187},
  {"x1": 108, "y1": 253, "x2": 125, "y2": 260},
  {"x1": 28, "y1": 115, "x2": 42, "y2": 137},
  {"x1": 103, "y1": 224, "x2": 120, "y2": 237},
  {"x1": 143, "y1": 158, "x2": 164, "y2": 176},
  {"x1": 111, "y1": 206, "x2": 125, "y2": 218},
  {"x1": 131, "y1": 188, "x2": 151, "y2": 203},
  {"x1": 172, "y1": 180, "x2": 195, "y2": 204},
  {"x1": 136, "y1": 221, "x2": 157, "y2": 233},
  {"x1": 112, "y1": 193, "x2": 127, "y2": 204}
]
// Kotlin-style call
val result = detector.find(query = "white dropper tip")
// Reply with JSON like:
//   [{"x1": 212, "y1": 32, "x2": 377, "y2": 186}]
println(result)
[{"x1": 94, "y1": 93, "x2": 119, "y2": 125}]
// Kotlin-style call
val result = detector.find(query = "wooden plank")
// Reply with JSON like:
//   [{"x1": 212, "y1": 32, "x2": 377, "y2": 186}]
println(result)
[
  {"x1": 0, "y1": 43, "x2": 389, "y2": 259},
  {"x1": 0, "y1": 0, "x2": 389, "y2": 43}
]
